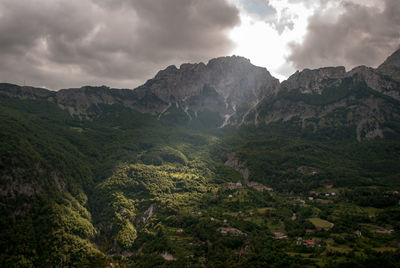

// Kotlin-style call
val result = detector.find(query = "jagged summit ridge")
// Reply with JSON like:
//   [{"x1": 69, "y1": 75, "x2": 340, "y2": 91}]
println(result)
[
  {"x1": 141, "y1": 55, "x2": 274, "y2": 104},
  {"x1": 277, "y1": 47, "x2": 400, "y2": 101},
  {"x1": 133, "y1": 55, "x2": 279, "y2": 124},
  {"x1": 281, "y1": 66, "x2": 346, "y2": 94}
]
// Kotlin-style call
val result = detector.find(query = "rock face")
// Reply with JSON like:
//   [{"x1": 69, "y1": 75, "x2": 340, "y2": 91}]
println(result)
[
  {"x1": 377, "y1": 48, "x2": 400, "y2": 82},
  {"x1": 224, "y1": 152, "x2": 250, "y2": 183},
  {"x1": 348, "y1": 66, "x2": 400, "y2": 101},
  {"x1": 280, "y1": 64, "x2": 399, "y2": 101},
  {"x1": 280, "y1": 67, "x2": 346, "y2": 94},
  {"x1": 243, "y1": 49, "x2": 400, "y2": 140},
  {"x1": 55, "y1": 86, "x2": 141, "y2": 119},
  {"x1": 0, "y1": 83, "x2": 53, "y2": 100},
  {"x1": 133, "y1": 56, "x2": 279, "y2": 125}
]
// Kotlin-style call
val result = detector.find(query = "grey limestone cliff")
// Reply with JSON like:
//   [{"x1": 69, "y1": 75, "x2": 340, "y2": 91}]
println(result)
[
  {"x1": 377, "y1": 47, "x2": 400, "y2": 82},
  {"x1": 133, "y1": 56, "x2": 279, "y2": 125}
]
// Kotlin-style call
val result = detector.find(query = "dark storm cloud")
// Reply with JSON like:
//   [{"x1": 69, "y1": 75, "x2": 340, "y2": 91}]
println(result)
[
  {"x1": 0, "y1": 0, "x2": 239, "y2": 89},
  {"x1": 288, "y1": 0, "x2": 400, "y2": 71}
]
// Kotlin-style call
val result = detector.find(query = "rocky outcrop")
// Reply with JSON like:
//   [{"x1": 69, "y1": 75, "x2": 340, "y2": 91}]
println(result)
[
  {"x1": 347, "y1": 66, "x2": 400, "y2": 101},
  {"x1": 281, "y1": 67, "x2": 346, "y2": 94},
  {"x1": 224, "y1": 152, "x2": 249, "y2": 183},
  {"x1": 142, "y1": 203, "x2": 155, "y2": 223},
  {"x1": 55, "y1": 86, "x2": 143, "y2": 119},
  {"x1": 377, "y1": 47, "x2": 400, "y2": 82},
  {"x1": 0, "y1": 175, "x2": 40, "y2": 198},
  {"x1": 0, "y1": 83, "x2": 53, "y2": 100},
  {"x1": 279, "y1": 64, "x2": 399, "y2": 101}
]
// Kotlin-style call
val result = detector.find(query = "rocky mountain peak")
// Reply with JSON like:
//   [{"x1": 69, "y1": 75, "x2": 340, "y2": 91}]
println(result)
[
  {"x1": 133, "y1": 56, "x2": 280, "y2": 124},
  {"x1": 207, "y1": 55, "x2": 251, "y2": 68},
  {"x1": 154, "y1": 65, "x2": 178, "y2": 78},
  {"x1": 377, "y1": 47, "x2": 400, "y2": 82}
]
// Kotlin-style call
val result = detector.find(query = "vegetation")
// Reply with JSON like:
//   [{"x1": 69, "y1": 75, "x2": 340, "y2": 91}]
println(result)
[{"x1": 1, "y1": 88, "x2": 400, "y2": 267}]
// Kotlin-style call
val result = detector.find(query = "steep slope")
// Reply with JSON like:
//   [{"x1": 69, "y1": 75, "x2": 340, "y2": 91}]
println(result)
[
  {"x1": 377, "y1": 47, "x2": 400, "y2": 82},
  {"x1": 0, "y1": 98, "x2": 107, "y2": 266}
]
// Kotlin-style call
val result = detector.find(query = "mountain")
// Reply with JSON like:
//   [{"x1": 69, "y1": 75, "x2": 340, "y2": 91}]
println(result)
[
  {"x1": 1, "y1": 48, "x2": 400, "y2": 267},
  {"x1": 134, "y1": 56, "x2": 279, "y2": 126},
  {"x1": 0, "y1": 56, "x2": 279, "y2": 126}
]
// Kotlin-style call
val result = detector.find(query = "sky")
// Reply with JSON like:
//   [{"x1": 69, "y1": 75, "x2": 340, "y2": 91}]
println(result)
[{"x1": 0, "y1": 0, "x2": 399, "y2": 89}]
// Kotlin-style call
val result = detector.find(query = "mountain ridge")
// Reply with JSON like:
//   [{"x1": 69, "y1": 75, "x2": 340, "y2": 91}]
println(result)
[{"x1": 1, "y1": 47, "x2": 399, "y2": 132}]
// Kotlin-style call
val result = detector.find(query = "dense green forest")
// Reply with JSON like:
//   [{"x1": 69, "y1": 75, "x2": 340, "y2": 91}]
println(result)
[{"x1": 1, "y1": 84, "x2": 400, "y2": 267}]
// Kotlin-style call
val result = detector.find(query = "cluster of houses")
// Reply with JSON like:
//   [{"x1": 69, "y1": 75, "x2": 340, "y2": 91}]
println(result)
[
  {"x1": 247, "y1": 181, "x2": 273, "y2": 192},
  {"x1": 274, "y1": 231, "x2": 288, "y2": 239},
  {"x1": 225, "y1": 181, "x2": 273, "y2": 192},
  {"x1": 226, "y1": 181, "x2": 243, "y2": 190},
  {"x1": 218, "y1": 227, "x2": 246, "y2": 236},
  {"x1": 296, "y1": 237, "x2": 321, "y2": 247},
  {"x1": 191, "y1": 211, "x2": 202, "y2": 215},
  {"x1": 293, "y1": 191, "x2": 338, "y2": 204},
  {"x1": 309, "y1": 191, "x2": 337, "y2": 197},
  {"x1": 294, "y1": 197, "x2": 306, "y2": 204}
]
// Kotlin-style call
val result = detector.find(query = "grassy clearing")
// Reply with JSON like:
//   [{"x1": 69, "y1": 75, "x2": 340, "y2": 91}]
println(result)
[
  {"x1": 257, "y1": 207, "x2": 275, "y2": 213},
  {"x1": 267, "y1": 220, "x2": 285, "y2": 233},
  {"x1": 361, "y1": 207, "x2": 383, "y2": 216},
  {"x1": 308, "y1": 218, "x2": 334, "y2": 229},
  {"x1": 372, "y1": 247, "x2": 398, "y2": 252},
  {"x1": 326, "y1": 246, "x2": 351, "y2": 253},
  {"x1": 223, "y1": 212, "x2": 240, "y2": 217}
]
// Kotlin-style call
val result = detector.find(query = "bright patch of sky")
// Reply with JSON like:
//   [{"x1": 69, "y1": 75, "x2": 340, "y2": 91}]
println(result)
[{"x1": 228, "y1": 0, "x2": 318, "y2": 80}]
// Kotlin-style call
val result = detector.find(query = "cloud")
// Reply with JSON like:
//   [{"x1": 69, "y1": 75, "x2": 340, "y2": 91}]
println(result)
[
  {"x1": 273, "y1": 7, "x2": 295, "y2": 34},
  {"x1": 239, "y1": 0, "x2": 297, "y2": 35},
  {"x1": 241, "y1": 0, "x2": 277, "y2": 18},
  {"x1": 288, "y1": 0, "x2": 400, "y2": 71},
  {"x1": 287, "y1": 0, "x2": 318, "y2": 8},
  {"x1": 0, "y1": 0, "x2": 239, "y2": 89}
]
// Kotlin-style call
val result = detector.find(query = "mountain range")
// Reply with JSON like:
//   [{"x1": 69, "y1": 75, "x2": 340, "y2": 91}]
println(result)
[
  {"x1": 1, "y1": 48, "x2": 400, "y2": 267},
  {"x1": 2, "y1": 48, "x2": 400, "y2": 135}
]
